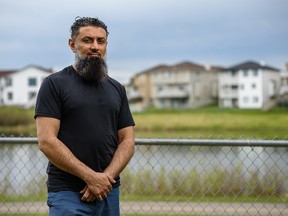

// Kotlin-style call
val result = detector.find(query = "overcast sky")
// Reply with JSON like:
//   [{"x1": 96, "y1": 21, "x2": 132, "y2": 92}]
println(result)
[{"x1": 0, "y1": 0, "x2": 287, "y2": 83}]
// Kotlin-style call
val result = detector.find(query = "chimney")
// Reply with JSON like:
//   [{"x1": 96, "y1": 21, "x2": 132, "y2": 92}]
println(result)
[{"x1": 259, "y1": 60, "x2": 266, "y2": 66}]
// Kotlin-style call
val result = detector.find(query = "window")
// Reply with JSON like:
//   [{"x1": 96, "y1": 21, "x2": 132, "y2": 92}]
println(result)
[
  {"x1": 5, "y1": 78, "x2": 12, "y2": 87},
  {"x1": 243, "y1": 96, "x2": 249, "y2": 103},
  {"x1": 251, "y1": 83, "x2": 256, "y2": 89},
  {"x1": 157, "y1": 86, "x2": 163, "y2": 92},
  {"x1": 253, "y1": 69, "x2": 258, "y2": 77},
  {"x1": 253, "y1": 97, "x2": 259, "y2": 103},
  {"x1": 7, "y1": 92, "x2": 13, "y2": 100},
  {"x1": 163, "y1": 71, "x2": 172, "y2": 79},
  {"x1": 160, "y1": 99, "x2": 166, "y2": 107},
  {"x1": 28, "y1": 92, "x2": 37, "y2": 100},
  {"x1": 243, "y1": 69, "x2": 248, "y2": 77},
  {"x1": 28, "y1": 78, "x2": 37, "y2": 86},
  {"x1": 178, "y1": 85, "x2": 186, "y2": 91}
]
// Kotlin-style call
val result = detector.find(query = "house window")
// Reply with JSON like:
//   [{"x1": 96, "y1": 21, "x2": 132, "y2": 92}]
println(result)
[
  {"x1": 243, "y1": 96, "x2": 249, "y2": 103},
  {"x1": 178, "y1": 85, "x2": 186, "y2": 91},
  {"x1": 243, "y1": 69, "x2": 248, "y2": 77},
  {"x1": 28, "y1": 91, "x2": 37, "y2": 100},
  {"x1": 28, "y1": 78, "x2": 37, "y2": 86},
  {"x1": 160, "y1": 99, "x2": 166, "y2": 107},
  {"x1": 157, "y1": 86, "x2": 163, "y2": 92},
  {"x1": 163, "y1": 71, "x2": 172, "y2": 79},
  {"x1": 253, "y1": 69, "x2": 258, "y2": 76},
  {"x1": 231, "y1": 71, "x2": 236, "y2": 77},
  {"x1": 7, "y1": 92, "x2": 13, "y2": 100},
  {"x1": 251, "y1": 83, "x2": 256, "y2": 89},
  {"x1": 253, "y1": 97, "x2": 258, "y2": 103},
  {"x1": 5, "y1": 77, "x2": 12, "y2": 87}
]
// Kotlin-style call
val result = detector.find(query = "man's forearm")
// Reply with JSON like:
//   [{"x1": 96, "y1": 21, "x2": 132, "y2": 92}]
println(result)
[
  {"x1": 39, "y1": 136, "x2": 94, "y2": 182},
  {"x1": 104, "y1": 137, "x2": 135, "y2": 179}
]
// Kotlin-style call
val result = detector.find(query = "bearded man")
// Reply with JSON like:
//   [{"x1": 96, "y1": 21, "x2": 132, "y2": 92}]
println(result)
[{"x1": 34, "y1": 17, "x2": 135, "y2": 216}]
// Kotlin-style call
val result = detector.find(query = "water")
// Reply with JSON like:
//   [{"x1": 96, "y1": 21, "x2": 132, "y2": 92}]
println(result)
[
  {"x1": 1, "y1": 144, "x2": 288, "y2": 195},
  {"x1": 0, "y1": 144, "x2": 47, "y2": 195}
]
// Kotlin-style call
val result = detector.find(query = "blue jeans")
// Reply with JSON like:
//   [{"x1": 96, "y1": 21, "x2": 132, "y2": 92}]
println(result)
[{"x1": 47, "y1": 187, "x2": 120, "y2": 216}]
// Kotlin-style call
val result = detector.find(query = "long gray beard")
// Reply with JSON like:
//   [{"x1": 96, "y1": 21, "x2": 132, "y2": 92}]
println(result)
[{"x1": 75, "y1": 57, "x2": 108, "y2": 84}]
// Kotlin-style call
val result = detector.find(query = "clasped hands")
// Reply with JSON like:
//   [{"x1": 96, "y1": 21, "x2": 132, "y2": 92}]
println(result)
[{"x1": 80, "y1": 172, "x2": 116, "y2": 202}]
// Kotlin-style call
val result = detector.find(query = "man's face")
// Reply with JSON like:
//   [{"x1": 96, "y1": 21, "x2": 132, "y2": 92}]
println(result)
[
  {"x1": 68, "y1": 26, "x2": 108, "y2": 83},
  {"x1": 69, "y1": 26, "x2": 108, "y2": 60}
]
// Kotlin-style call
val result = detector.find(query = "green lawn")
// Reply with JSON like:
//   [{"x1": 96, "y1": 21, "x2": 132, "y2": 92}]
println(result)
[
  {"x1": 133, "y1": 106, "x2": 288, "y2": 139},
  {"x1": 0, "y1": 105, "x2": 287, "y2": 138}
]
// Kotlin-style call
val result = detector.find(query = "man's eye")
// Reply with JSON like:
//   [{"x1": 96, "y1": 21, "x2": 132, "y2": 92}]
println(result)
[
  {"x1": 98, "y1": 39, "x2": 106, "y2": 44},
  {"x1": 83, "y1": 38, "x2": 92, "y2": 43}
]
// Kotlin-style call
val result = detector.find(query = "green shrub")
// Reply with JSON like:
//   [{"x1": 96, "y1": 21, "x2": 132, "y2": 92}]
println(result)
[
  {"x1": 0, "y1": 106, "x2": 33, "y2": 126},
  {"x1": 121, "y1": 165, "x2": 286, "y2": 201}
]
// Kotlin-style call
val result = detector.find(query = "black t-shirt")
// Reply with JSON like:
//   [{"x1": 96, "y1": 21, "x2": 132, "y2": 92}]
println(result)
[{"x1": 34, "y1": 66, "x2": 135, "y2": 192}]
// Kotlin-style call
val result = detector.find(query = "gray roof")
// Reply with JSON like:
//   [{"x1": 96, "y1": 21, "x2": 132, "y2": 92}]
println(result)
[{"x1": 226, "y1": 61, "x2": 280, "y2": 72}]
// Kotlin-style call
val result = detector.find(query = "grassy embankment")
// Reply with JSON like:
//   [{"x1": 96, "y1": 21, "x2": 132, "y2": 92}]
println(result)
[
  {"x1": 133, "y1": 106, "x2": 288, "y2": 139},
  {"x1": 0, "y1": 105, "x2": 288, "y2": 139}
]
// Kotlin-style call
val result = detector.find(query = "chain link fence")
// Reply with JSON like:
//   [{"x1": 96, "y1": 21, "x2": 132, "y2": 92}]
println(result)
[{"x1": 1, "y1": 137, "x2": 288, "y2": 215}]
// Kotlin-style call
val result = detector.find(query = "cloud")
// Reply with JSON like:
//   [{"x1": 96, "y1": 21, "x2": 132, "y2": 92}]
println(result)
[{"x1": 0, "y1": 0, "x2": 287, "y2": 77}]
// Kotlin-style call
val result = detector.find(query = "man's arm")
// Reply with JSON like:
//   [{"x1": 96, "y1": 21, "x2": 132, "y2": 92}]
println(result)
[
  {"x1": 36, "y1": 116, "x2": 115, "y2": 200},
  {"x1": 80, "y1": 125, "x2": 135, "y2": 202},
  {"x1": 104, "y1": 126, "x2": 135, "y2": 179}
]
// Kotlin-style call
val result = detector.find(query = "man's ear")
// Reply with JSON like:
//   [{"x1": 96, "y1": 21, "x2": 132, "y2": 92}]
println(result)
[{"x1": 68, "y1": 39, "x2": 76, "y2": 53}]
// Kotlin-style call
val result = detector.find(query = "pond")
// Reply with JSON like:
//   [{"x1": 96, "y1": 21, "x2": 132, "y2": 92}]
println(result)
[{"x1": 1, "y1": 143, "x2": 288, "y2": 195}]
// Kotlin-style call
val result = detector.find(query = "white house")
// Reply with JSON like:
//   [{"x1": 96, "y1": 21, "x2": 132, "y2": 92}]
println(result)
[
  {"x1": 218, "y1": 61, "x2": 281, "y2": 110},
  {"x1": 0, "y1": 65, "x2": 53, "y2": 108},
  {"x1": 279, "y1": 62, "x2": 288, "y2": 106}
]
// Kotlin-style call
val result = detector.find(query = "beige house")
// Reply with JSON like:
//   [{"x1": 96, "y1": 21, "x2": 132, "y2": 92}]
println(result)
[{"x1": 126, "y1": 61, "x2": 222, "y2": 110}]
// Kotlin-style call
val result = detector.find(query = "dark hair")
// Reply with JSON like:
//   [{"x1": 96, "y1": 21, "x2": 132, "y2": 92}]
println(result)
[{"x1": 70, "y1": 16, "x2": 109, "y2": 40}]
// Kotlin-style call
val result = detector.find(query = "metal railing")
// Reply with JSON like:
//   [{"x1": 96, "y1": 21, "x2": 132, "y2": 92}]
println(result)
[{"x1": 1, "y1": 137, "x2": 288, "y2": 215}]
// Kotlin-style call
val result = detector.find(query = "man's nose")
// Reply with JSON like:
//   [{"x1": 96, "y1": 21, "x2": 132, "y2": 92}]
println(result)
[{"x1": 91, "y1": 40, "x2": 99, "y2": 50}]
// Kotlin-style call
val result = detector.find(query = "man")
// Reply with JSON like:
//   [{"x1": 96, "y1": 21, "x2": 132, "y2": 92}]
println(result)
[{"x1": 35, "y1": 17, "x2": 135, "y2": 216}]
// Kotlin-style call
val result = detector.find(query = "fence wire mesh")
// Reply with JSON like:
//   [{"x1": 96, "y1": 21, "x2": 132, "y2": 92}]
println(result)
[{"x1": 0, "y1": 137, "x2": 288, "y2": 216}]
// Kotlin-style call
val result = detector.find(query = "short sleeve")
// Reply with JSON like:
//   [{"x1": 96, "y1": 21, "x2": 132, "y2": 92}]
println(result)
[
  {"x1": 34, "y1": 76, "x2": 62, "y2": 120},
  {"x1": 117, "y1": 86, "x2": 135, "y2": 130}
]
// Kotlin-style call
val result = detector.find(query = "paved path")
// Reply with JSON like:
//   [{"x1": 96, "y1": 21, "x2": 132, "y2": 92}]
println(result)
[{"x1": 0, "y1": 201, "x2": 287, "y2": 215}]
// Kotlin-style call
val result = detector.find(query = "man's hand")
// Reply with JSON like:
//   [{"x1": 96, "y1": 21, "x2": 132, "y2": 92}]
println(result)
[{"x1": 80, "y1": 172, "x2": 115, "y2": 202}]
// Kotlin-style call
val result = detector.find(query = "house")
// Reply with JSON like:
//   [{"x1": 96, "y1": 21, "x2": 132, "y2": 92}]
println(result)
[
  {"x1": 279, "y1": 62, "x2": 288, "y2": 106},
  {"x1": 126, "y1": 61, "x2": 223, "y2": 110},
  {"x1": 0, "y1": 65, "x2": 53, "y2": 108},
  {"x1": 218, "y1": 61, "x2": 281, "y2": 110}
]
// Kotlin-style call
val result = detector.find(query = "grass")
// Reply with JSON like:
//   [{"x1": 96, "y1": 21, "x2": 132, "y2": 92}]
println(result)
[
  {"x1": 133, "y1": 106, "x2": 288, "y2": 139},
  {"x1": 120, "y1": 166, "x2": 287, "y2": 204},
  {"x1": 0, "y1": 105, "x2": 288, "y2": 138},
  {"x1": 2, "y1": 165, "x2": 286, "y2": 204},
  {"x1": 0, "y1": 106, "x2": 35, "y2": 136}
]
